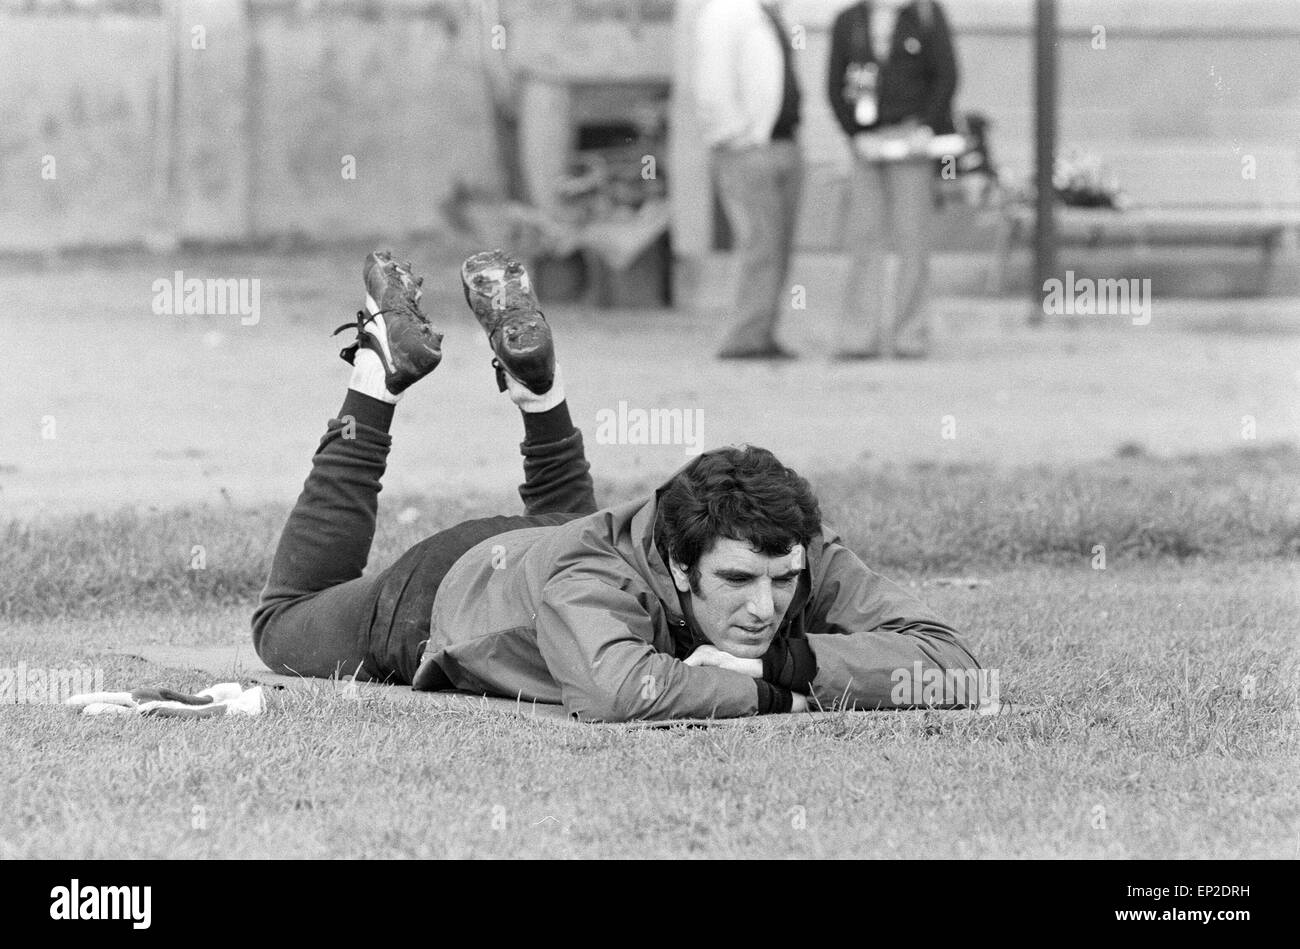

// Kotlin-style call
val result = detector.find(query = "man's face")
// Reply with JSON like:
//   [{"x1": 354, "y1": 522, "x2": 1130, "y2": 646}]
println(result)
[{"x1": 671, "y1": 538, "x2": 803, "y2": 659}]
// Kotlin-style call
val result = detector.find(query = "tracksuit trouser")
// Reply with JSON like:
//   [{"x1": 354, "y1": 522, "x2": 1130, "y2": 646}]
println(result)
[
  {"x1": 250, "y1": 389, "x2": 598, "y2": 686},
  {"x1": 839, "y1": 155, "x2": 936, "y2": 357}
]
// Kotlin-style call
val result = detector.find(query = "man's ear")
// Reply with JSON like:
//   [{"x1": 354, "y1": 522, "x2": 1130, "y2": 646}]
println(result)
[{"x1": 669, "y1": 560, "x2": 692, "y2": 593}]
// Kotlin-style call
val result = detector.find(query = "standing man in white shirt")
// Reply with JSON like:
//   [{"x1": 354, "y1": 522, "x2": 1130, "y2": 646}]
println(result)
[{"x1": 692, "y1": 0, "x2": 804, "y2": 360}]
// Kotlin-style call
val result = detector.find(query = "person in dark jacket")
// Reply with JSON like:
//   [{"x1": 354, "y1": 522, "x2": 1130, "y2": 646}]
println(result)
[
  {"x1": 252, "y1": 250, "x2": 984, "y2": 722},
  {"x1": 827, "y1": 0, "x2": 958, "y2": 359}
]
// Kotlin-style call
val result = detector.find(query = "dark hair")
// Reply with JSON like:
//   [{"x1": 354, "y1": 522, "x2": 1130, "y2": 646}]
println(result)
[{"x1": 656, "y1": 445, "x2": 822, "y2": 594}]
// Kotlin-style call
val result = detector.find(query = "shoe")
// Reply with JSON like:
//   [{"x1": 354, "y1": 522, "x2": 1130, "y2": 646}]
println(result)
[
  {"x1": 460, "y1": 249, "x2": 555, "y2": 395},
  {"x1": 717, "y1": 344, "x2": 797, "y2": 361},
  {"x1": 332, "y1": 250, "x2": 444, "y2": 394},
  {"x1": 832, "y1": 349, "x2": 883, "y2": 361}
]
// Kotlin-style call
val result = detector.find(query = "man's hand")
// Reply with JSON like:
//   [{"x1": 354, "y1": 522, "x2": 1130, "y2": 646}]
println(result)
[
  {"x1": 683, "y1": 644, "x2": 763, "y2": 678},
  {"x1": 683, "y1": 646, "x2": 813, "y2": 712}
]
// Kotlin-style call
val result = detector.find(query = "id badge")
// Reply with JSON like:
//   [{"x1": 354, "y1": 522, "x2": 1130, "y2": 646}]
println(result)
[
  {"x1": 855, "y1": 91, "x2": 878, "y2": 126},
  {"x1": 846, "y1": 62, "x2": 879, "y2": 126}
]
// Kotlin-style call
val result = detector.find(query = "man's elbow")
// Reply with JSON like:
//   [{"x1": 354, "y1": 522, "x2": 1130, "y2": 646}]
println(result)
[
  {"x1": 933, "y1": 628, "x2": 981, "y2": 674},
  {"x1": 562, "y1": 687, "x2": 641, "y2": 724},
  {"x1": 912, "y1": 641, "x2": 993, "y2": 708}
]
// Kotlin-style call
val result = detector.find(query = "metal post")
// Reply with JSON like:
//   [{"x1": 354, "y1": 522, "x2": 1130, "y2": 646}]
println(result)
[{"x1": 1031, "y1": 0, "x2": 1058, "y2": 325}]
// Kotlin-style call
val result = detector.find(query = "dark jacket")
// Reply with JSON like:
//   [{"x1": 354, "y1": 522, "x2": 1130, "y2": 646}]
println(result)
[
  {"x1": 413, "y1": 462, "x2": 981, "y2": 722},
  {"x1": 827, "y1": 0, "x2": 958, "y2": 137}
]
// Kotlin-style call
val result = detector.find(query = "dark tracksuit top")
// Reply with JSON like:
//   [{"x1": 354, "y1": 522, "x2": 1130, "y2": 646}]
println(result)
[{"x1": 827, "y1": 0, "x2": 959, "y2": 138}]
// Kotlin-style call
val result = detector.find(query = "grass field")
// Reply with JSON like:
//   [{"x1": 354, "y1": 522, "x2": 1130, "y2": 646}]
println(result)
[
  {"x1": 3, "y1": 244, "x2": 1297, "y2": 858},
  {"x1": 2, "y1": 446, "x2": 1297, "y2": 858}
]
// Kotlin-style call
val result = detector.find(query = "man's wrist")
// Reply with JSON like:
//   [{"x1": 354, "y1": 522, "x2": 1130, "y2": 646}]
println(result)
[
  {"x1": 761, "y1": 638, "x2": 817, "y2": 691},
  {"x1": 755, "y1": 680, "x2": 794, "y2": 714}
]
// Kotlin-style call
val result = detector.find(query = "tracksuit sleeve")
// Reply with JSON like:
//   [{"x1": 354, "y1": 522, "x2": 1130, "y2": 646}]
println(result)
[
  {"x1": 921, "y1": 2, "x2": 958, "y2": 133},
  {"x1": 762, "y1": 635, "x2": 819, "y2": 692},
  {"x1": 805, "y1": 536, "x2": 983, "y2": 709},
  {"x1": 826, "y1": 10, "x2": 858, "y2": 136},
  {"x1": 537, "y1": 574, "x2": 762, "y2": 722}
]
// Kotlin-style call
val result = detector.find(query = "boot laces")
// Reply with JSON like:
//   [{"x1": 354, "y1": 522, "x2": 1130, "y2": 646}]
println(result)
[{"x1": 331, "y1": 307, "x2": 400, "y2": 339}]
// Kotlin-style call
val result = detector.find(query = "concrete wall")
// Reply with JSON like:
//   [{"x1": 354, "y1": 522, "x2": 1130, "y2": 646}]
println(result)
[
  {"x1": 0, "y1": 0, "x2": 501, "y2": 252},
  {"x1": 243, "y1": 12, "x2": 496, "y2": 240},
  {"x1": 0, "y1": 13, "x2": 172, "y2": 250}
]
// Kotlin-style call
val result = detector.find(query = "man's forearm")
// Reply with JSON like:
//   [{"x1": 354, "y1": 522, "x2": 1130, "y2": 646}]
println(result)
[
  {"x1": 682, "y1": 645, "x2": 808, "y2": 713},
  {"x1": 808, "y1": 623, "x2": 982, "y2": 709}
]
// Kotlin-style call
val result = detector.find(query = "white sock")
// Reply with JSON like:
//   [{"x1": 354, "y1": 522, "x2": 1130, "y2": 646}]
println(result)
[
  {"x1": 349, "y1": 347, "x2": 399, "y2": 404},
  {"x1": 347, "y1": 292, "x2": 400, "y2": 403},
  {"x1": 506, "y1": 362, "x2": 566, "y2": 413}
]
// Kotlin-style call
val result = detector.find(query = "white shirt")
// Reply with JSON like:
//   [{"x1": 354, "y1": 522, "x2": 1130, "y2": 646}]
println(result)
[
  {"x1": 692, "y1": 0, "x2": 789, "y2": 149},
  {"x1": 871, "y1": 3, "x2": 900, "y2": 64}
]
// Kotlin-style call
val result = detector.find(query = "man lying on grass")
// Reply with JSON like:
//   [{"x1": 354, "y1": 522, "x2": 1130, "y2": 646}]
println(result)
[{"x1": 252, "y1": 250, "x2": 982, "y2": 722}]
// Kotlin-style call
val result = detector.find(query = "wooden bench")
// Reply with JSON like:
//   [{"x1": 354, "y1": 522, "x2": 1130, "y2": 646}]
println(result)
[{"x1": 986, "y1": 145, "x2": 1300, "y2": 292}]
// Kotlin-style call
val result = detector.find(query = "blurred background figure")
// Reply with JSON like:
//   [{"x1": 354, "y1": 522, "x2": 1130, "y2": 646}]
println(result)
[
  {"x1": 693, "y1": 0, "x2": 803, "y2": 360},
  {"x1": 828, "y1": 0, "x2": 958, "y2": 359}
]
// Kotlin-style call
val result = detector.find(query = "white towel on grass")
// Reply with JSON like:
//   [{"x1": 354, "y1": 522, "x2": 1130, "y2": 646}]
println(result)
[{"x1": 65, "y1": 682, "x2": 264, "y2": 718}]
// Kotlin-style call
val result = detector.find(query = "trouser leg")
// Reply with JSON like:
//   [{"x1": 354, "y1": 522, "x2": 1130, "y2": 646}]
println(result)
[
  {"x1": 251, "y1": 391, "x2": 394, "y2": 679},
  {"x1": 516, "y1": 400, "x2": 597, "y2": 516},
  {"x1": 838, "y1": 156, "x2": 890, "y2": 355},
  {"x1": 887, "y1": 158, "x2": 936, "y2": 356},
  {"x1": 772, "y1": 140, "x2": 803, "y2": 323},
  {"x1": 713, "y1": 144, "x2": 787, "y2": 354}
]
